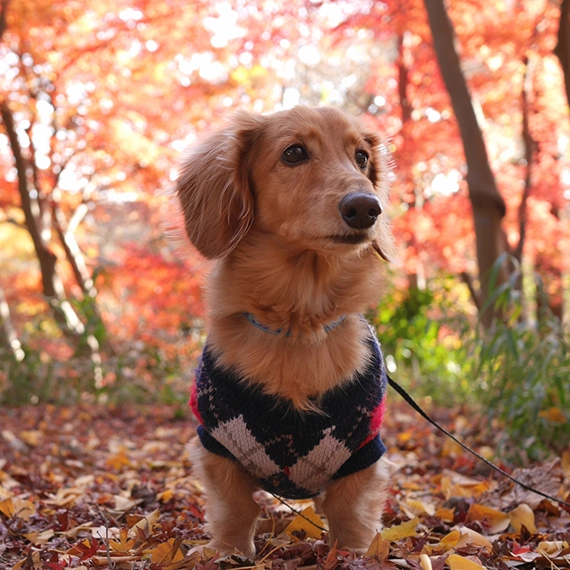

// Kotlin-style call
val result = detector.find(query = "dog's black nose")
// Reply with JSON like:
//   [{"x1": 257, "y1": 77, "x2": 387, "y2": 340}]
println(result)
[{"x1": 338, "y1": 193, "x2": 382, "y2": 230}]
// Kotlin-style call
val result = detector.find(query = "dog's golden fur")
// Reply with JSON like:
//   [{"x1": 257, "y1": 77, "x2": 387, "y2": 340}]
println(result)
[{"x1": 177, "y1": 106, "x2": 395, "y2": 557}]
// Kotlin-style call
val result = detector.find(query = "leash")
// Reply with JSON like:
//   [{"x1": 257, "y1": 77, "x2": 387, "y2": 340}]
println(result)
[
  {"x1": 271, "y1": 375, "x2": 570, "y2": 536},
  {"x1": 387, "y1": 374, "x2": 570, "y2": 509}
]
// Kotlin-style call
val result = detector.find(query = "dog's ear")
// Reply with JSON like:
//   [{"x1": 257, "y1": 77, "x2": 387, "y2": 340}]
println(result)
[{"x1": 176, "y1": 111, "x2": 264, "y2": 259}]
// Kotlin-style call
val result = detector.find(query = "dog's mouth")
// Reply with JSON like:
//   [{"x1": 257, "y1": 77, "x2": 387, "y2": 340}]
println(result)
[{"x1": 330, "y1": 233, "x2": 368, "y2": 245}]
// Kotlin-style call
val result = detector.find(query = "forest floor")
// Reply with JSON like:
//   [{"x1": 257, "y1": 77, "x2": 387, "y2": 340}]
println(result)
[{"x1": 0, "y1": 399, "x2": 569, "y2": 570}]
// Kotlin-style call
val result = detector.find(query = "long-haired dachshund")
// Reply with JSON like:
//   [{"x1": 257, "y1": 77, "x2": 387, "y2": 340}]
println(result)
[{"x1": 176, "y1": 106, "x2": 395, "y2": 557}]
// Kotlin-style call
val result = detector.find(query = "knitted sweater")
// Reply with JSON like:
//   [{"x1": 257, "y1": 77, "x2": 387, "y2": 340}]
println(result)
[{"x1": 190, "y1": 329, "x2": 387, "y2": 500}]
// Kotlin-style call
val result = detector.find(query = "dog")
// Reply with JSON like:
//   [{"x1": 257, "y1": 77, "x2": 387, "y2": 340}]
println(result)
[{"x1": 176, "y1": 106, "x2": 396, "y2": 558}]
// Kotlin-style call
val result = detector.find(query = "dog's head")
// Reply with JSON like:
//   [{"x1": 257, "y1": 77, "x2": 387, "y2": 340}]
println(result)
[{"x1": 176, "y1": 106, "x2": 394, "y2": 260}]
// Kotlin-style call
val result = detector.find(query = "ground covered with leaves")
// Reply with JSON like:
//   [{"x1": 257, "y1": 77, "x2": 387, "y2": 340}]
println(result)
[{"x1": 1, "y1": 400, "x2": 569, "y2": 570}]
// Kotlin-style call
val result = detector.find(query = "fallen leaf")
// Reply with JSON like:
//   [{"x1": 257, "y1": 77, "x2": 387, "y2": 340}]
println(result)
[
  {"x1": 283, "y1": 506, "x2": 324, "y2": 540},
  {"x1": 157, "y1": 489, "x2": 174, "y2": 502},
  {"x1": 0, "y1": 498, "x2": 14, "y2": 517},
  {"x1": 439, "y1": 529, "x2": 462, "y2": 548},
  {"x1": 420, "y1": 553, "x2": 433, "y2": 570},
  {"x1": 365, "y1": 533, "x2": 390, "y2": 559},
  {"x1": 466, "y1": 503, "x2": 510, "y2": 533},
  {"x1": 113, "y1": 495, "x2": 140, "y2": 511},
  {"x1": 381, "y1": 517, "x2": 419, "y2": 541},
  {"x1": 24, "y1": 529, "x2": 55, "y2": 544},
  {"x1": 446, "y1": 553, "x2": 485, "y2": 569},
  {"x1": 537, "y1": 540, "x2": 569, "y2": 555},
  {"x1": 538, "y1": 407, "x2": 566, "y2": 423},
  {"x1": 441, "y1": 472, "x2": 492, "y2": 499},
  {"x1": 130, "y1": 508, "x2": 160, "y2": 537},
  {"x1": 109, "y1": 527, "x2": 137, "y2": 552},
  {"x1": 509, "y1": 503, "x2": 536, "y2": 533},
  {"x1": 106, "y1": 448, "x2": 132, "y2": 470},
  {"x1": 400, "y1": 498, "x2": 436, "y2": 517},
  {"x1": 45, "y1": 487, "x2": 84, "y2": 507},
  {"x1": 435, "y1": 507, "x2": 455, "y2": 522},
  {"x1": 454, "y1": 526, "x2": 493, "y2": 549},
  {"x1": 12, "y1": 551, "x2": 41, "y2": 570},
  {"x1": 150, "y1": 538, "x2": 185, "y2": 563},
  {"x1": 0, "y1": 497, "x2": 36, "y2": 520}
]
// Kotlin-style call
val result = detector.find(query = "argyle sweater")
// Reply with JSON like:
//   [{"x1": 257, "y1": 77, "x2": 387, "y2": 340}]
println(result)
[{"x1": 190, "y1": 330, "x2": 387, "y2": 500}]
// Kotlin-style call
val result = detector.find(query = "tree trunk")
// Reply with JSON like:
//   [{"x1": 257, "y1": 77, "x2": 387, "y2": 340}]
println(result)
[
  {"x1": 1, "y1": 102, "x2": 86, "y2": 336},
  {"x1": 422, "y1": 0, "x2": 507, "y2": 327},
  {"x1": 555, "y1": 0, "x2": 570, "y2": 109}
]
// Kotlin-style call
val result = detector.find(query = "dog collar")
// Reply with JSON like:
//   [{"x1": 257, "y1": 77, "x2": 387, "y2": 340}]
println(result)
[{"x1": 243, "y1": 312, "x2": 346, "y2": 336}]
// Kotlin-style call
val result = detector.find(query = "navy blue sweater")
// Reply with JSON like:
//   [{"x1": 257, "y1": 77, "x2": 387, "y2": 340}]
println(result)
[{"x1": 190, "y1": 331, "x2": 387, "y2": 500}]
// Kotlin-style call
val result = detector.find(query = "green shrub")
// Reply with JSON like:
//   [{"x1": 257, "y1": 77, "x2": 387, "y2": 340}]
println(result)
[{"x1": 373, "y1": 271, "x2": 570, "y2": 462}]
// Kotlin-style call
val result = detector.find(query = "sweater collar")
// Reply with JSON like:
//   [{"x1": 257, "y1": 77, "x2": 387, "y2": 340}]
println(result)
[{"x1": 243, "y1": 312, "x2": 346, "y2": 337}]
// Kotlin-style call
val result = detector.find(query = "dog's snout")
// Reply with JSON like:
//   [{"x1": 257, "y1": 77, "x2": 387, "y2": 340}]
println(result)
[{"x1": 338, "y1": 193, "x2": 382, "y2": 230}]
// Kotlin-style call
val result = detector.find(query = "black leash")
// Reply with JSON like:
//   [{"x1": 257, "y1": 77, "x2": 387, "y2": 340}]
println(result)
[
  {"x1": 387, "y1": 374, "x2": 570, "y2": 509},
  {"x1": 269, "y1": 374, "x2": 570, "y2": 534}
]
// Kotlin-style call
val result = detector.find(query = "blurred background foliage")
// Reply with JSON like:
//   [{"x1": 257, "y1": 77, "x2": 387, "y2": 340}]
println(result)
[{"x1": 0, "y1": 0, "x2": 569, "y2": 462}]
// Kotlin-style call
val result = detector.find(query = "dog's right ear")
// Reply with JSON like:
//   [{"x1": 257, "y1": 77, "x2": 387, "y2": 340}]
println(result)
[{"x1": 176, "y1": 111, "x2": 264, "y2": 259}]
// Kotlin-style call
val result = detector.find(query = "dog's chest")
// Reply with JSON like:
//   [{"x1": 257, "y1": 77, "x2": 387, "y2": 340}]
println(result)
[{"x1": 191, "y1": 334, "x2": 388, "y2": 499}]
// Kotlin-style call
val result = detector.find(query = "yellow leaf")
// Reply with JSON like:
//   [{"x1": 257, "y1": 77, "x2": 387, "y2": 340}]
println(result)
[
  {"x1": 509, "y1": 503, "x2": 536, "y2": 534},
  {"x1": 420, "y1": 554, "x2": 433, "y2": 570},
  {"x1": 284, "y1": 506, "x2": 324, "y2": 540},
  {"x1": 20, "y1": 430, "x2": 42, "y2": 446},
  {"x1": 456, "y1": 527, "x2": 493, "y2": 549},
  {"x1": 381, "y1": 517, "x2": 419, "y2": 541},
  {"x1": 23, "y1": 529, "x2": 54, "y2": 544},
  {"x1": 151, "y1": 538, "x2": 184, "y2": 563},
  {"x1": 45, "y1": 487, "x2": 83, "y2": 507},
  {"x1": 435, "y1": 507, "x2": 455, "y2": 522},
  {"x1": 439, "y1": 529, "x2": 462, "y2": 547},
  {"x1": 157, "y1": 489, "x2": 174, "y2": 502},
  {"x1": 106, "y1": 449, "x2": 132, "y2": 470},
  {"x1": 365, "y1": 533, "x2": 390, "y2": 559},
  {"x1": 109, "y1": 527, "x2": 137, "y2": 552},
  {"x1": 130, "y1": 508, "x2": 160, "y2": 537},
  {"x1": 538, "y1": 407, "x2": 566, "y2": 423},
  {"x1": 0, "y1": 498, "x2": 14, "y2": 518},
  {"x1": 400, "y1": 498, "x2": 436, "y2": 517},
  {"x1": 441, "y1": 438, "x2": 464, "y2": 457},
  {"x1": 466, "y1": 504, "x2": 510, "y2": 534},
  {"x1": 0, "y1": 497, "x2": 35, "y2": 520},
  {"x1": 447, "y1": 553, "x2": 485, "y2": 569},
  {"x1": 440, "y1": 474, "x2": 491, "y2": 499}
]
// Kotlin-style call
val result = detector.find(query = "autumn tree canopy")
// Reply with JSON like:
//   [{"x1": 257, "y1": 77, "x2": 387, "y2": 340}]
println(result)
[{"x1": 1, "y1": 0, "x2": 569, "y2": 379}]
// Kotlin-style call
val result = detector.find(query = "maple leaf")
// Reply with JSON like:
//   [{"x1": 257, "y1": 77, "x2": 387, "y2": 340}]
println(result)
[{"x1": 109, "y1": 527, "x2": 137, "y2": 552}]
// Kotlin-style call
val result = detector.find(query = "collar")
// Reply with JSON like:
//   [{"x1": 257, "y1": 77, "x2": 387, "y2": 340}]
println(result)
[{"x1": 243, "y1": 312, "x2": 346, "y2": 337}]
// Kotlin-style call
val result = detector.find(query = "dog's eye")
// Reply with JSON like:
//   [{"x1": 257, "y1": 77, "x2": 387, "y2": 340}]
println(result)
[
  {"x1": 282, "y1": 145, "x2": 309, "y2": 165},
  {"x1": 355, "y1": 150, "x2": 369, "y2": 170}
]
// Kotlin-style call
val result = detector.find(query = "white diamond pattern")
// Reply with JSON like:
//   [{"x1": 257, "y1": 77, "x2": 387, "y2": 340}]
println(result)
[
  {"x1": 211, "y1": 416, "x2": 280, "y2": 479},
  {"x1": 288, "y1": 430, "x2": 351, "y2": 493}
]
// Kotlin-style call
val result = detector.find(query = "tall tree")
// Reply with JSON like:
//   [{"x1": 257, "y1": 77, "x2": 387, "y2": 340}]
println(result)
[{"x1": 422, "y1": 0, "x2": 507, "y2": 326}]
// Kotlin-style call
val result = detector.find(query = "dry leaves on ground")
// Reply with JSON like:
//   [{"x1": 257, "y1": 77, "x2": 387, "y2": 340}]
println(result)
[{"x1": 0, "y1": 401, "x2": 569, "y2": 569}]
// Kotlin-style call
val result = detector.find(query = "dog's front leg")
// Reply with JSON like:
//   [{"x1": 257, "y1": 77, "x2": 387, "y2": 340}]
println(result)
[
  {"x1": 321, "y1": 457, "x2": 394, "y2": 553},
  {"x1": 190, "y1": 440, "x2": 261, "y2": 558}
]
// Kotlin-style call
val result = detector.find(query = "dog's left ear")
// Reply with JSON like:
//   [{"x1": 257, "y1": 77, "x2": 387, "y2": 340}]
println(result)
[{"x1": 176, "y1": 111, "x2": 264, "y2": 259}]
